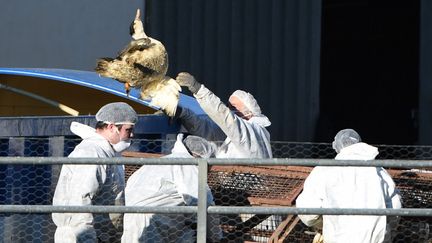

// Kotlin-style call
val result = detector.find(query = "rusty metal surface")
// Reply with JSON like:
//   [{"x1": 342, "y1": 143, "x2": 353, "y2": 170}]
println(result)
[
  {"x1": 121, "y1": 151, "x2": 165, "y2": 158},
  {"x1": 387, "y1": 169, "x2": 432, "y2": 209},
  {"x1": 270, "y1": 216, "x2": 304, "y2": 243},
  {"x1": 208, "y1": 166, "x2": 432, "y2": 242},
  {"x1": 208, "y1": 165, "x2": 310, "y2": 242},
  {"x1": 208, "y1": 166, "x2": 310, "y2": 207},
  {"x1": 119, "y1": 155, "x2": 432, "y2": 242},
  {"x1": 269, "y1": 215, "x2": 294, "y2": 242}
]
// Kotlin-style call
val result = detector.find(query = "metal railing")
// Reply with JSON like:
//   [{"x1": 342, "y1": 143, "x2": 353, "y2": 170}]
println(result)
[{"x1": 0, "y1": 157, "x2": 431, "y2": 242}]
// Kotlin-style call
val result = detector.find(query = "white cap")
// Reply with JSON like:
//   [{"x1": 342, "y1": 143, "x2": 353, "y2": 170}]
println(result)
[
  {"x1": 95, "y1": 102, "x2": 138, "y2": 125},
  {"x1": 332, "y1": 128, "x2": 361, "y2": 153},
  {"x1": 230, "y1": 90, "x2": 262, "y2": 116},
  {"x1": 183, "y1": 135, "x2": 217, "y2": 158}
]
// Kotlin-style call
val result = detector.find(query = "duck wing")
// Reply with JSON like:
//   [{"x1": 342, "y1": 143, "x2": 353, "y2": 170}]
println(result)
[{"x1": 117, "y1": 38, "x2": 154, "y2": 59}]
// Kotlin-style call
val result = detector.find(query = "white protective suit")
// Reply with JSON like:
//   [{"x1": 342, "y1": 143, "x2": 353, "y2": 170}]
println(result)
[
  {"x1": 121, "y1": 134, "x2": 221, "y2": 243},
  {"x1": 177, "y1": 85, "x2": 272, "y2": 159},
  {"x1": 177, "y1": 86, "x2": 275, "y2": 241},
  {"x1": 52, "y1": 122, "x2": 125, "y2": 243},
  {"x1": 296, "y1": 142, "x2": 402, "y2": 243}
]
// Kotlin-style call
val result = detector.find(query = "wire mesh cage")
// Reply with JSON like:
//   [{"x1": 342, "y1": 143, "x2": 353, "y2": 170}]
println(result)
[{"x1": 0, "y1": 137, "x2": 431, "y2": 242}]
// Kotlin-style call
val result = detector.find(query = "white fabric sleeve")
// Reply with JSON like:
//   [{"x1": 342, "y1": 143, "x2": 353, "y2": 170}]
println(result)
[
  {"x1": 378, "y1": 168, "x2": 402, "y2": 209},
  {"x1": 173, "y1": 165, "x2": 199, "y2": 205},
  {"x1": 388, "y1": 180, "x2": 402, "y2": 210},
  {"x1": 172, "y1": 165, "x2": 222, "y2": 242},
  {"x1": 52, "y1": 163, "x2": 106, "y2": 241},
  {"x1": 378, "y1": 169, "x2": 402, "y2": 243},
  {"x1": 194, "y1": 85, "x2": 261, "y2": 154},
  {"x1": 295, "y1": 167, "x2": 325, "y2": 227}
]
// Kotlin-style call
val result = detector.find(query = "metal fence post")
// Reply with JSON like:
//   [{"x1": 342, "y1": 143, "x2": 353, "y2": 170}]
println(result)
[{"x1": 197, "y1": 159, "x2": 208, "y2": 243}]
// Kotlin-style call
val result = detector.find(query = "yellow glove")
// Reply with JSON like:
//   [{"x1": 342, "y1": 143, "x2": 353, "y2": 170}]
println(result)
[{"x1": 312, "y1": 232, "x2": 324, "y2": 243}]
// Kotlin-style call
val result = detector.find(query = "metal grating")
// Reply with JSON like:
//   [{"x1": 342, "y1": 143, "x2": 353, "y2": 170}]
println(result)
[
  {"x1": 208, "y1": 166, "x2": 310, "y2": 206},
  {"x1": 120, "y1": 151, "x2": 432, "y2": 242},
  {"x1": 207, "y1": 165, "x2": 311, "y2": 242}
]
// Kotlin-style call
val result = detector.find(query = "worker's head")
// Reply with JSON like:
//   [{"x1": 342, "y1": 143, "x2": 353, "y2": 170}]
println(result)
[
  {"x1": 95, "y1": 102, "x2": 138, "y2": 151},
  {"x1": 183, "y1": 135, "x2": 217, "y2": 158},
  {"x1": 228, "y1": 90, "x2": 262, "y2": 120},
  {"x1": 332, "y1": 129, "x2": 361, "y2": 153}
]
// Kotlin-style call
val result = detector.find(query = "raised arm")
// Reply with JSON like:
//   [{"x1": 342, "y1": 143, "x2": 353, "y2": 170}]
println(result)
[
  {"x1": 175, "y1": 106, "x2": 226, "y2": 141},
  {"x1": 176, "y1": 72, "x2": 269, "y2": 156}
]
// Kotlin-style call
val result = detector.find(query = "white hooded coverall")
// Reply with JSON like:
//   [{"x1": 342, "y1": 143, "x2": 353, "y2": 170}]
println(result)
[
  {"x1": 52, "y1": 122, "x2": 125, "y2": 243},
  {"x1": 121, "y1": 134, "x2": 221, "y2": 243},
  {"x1": 178, "y1": 85, "x2": 272, "y2": 159},
  {"x1": 177, "y1": 86, "x2": 276, "y2": 240},
  {"x1": 296, "y1": 142, "x2": 402, "y2": 243}
]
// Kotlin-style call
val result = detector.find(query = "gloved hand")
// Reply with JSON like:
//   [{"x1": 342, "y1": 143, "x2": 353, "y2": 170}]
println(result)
[
  {"x1": 176, "y1": 72, "x2": 201, "y2": 94},
  {"x1": 312, "y1": 232, "x2": 324, "y2": 243}
]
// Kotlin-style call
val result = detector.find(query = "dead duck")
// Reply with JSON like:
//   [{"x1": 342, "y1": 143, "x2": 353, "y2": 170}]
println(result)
[{"x1": 95, "y1": 9, "x2": 180, "y2": 116}]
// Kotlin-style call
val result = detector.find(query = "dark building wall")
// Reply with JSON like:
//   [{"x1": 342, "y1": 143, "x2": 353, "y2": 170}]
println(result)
[
  {"x1": 144, "y1": 0, "x2": 322, "y2": 141},
  {"x1": 317, "y1": 1, "x2": 420, "y2": 145},
  {"x1": 419, "y1": 0, "x2": 432, "y2": 145},
  {"x1": 2, "y1": 0, "x2": 425, "y2": 144}
]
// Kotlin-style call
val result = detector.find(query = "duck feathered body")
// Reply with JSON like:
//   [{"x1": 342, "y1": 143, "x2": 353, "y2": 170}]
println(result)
[{"x1": 95, "y1": 9, "x2": 180, "y2": 116}]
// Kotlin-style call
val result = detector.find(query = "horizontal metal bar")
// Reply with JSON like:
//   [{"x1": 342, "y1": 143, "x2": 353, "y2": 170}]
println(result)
[
  {"x1": 207, "y1": 206, "x2": 432, "y2": 217},
  {"x1": 0, "y1": 205, "x2": 431, "y2": 217},
  {"x1": 0, "y1": 205, "x2": 197, "y2": 214},
  {"x1": 0, "y1": 157, "x2": 432, "y2": 168},
  {"x1": 0, "y1": 157, "x2": 199, "y2": 165},
  {"x1": 208, "y1": 159, "x2": 432, "y2": 168}
]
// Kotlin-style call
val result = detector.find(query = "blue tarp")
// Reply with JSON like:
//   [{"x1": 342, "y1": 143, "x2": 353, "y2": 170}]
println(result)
[
  {"x1": 0, "y1": 67, "x2": 205, "y2": 115},
  {"x1": 0, "y1": 67, "x2": 205, "y2": 137}
]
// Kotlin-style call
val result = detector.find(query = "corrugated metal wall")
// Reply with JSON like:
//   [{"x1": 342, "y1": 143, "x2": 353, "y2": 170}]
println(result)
[
  {"x1": 145, "y1": 0, "x2": 322, "y2": 141},
  {"x1": 0, "y1": 0, "x2": 144, "y2": 71}
]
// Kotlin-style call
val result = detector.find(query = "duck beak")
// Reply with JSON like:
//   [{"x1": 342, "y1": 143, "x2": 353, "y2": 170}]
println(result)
[{"x1": 135, "y1": 9, "x2": 141, "y2": 21}]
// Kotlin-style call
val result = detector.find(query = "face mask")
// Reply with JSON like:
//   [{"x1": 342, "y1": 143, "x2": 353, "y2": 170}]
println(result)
[
  {"x1": 110, "y1": 126, "x2": 131, "y2": 152},
  {"x1": 111, "y1": 139, "x2": 131, "y2": 152}
]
